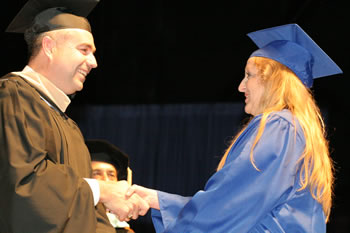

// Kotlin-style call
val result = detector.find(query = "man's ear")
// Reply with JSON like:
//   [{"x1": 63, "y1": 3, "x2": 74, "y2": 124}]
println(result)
[{"x1": 42, "y1": 36, "x2": 56, "y2": 59}]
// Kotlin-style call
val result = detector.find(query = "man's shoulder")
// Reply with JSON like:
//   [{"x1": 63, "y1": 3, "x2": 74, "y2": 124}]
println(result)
[
  {"x1": 0, "y1": 72, "x2": 28, "y2": 86},
  {"x1": 0, "y1": 73, "x2": 41, "y2": 103}
]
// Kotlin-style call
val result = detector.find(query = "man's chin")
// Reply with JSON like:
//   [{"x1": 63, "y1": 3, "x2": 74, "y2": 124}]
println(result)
[
  {"x1": 74, "y1": 82, "x2": 84, "y2": 92},
  {"x1": 67, "y1": 87, "x2": 82, "y2": 99},
  {"x1": 67, "y1": 93, "x2": 77, "y2": 100}
]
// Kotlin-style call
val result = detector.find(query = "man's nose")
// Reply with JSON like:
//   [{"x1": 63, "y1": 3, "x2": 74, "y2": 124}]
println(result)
[{"x1": 87, "y1": 53, "x2": 98, "y2": 69}]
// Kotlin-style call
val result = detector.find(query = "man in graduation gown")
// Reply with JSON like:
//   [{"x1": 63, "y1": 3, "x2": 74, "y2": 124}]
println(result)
[{"x1": 0, "y1": 1, "x2": 148, "y2": 232}]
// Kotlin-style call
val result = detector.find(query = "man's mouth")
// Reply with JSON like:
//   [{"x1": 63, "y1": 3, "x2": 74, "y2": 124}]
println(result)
[{"x1": 78, "y1": 69, "x2": 88, "y2": 77}]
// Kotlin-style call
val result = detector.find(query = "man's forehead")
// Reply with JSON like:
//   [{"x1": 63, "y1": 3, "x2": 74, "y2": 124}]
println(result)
[
  {"x1": 50, "y1": 28, "x2": 93, "y2": 38},
  {"x1": 52, "y1": 29, "x2": 96, "y2": 49},
  {"x1": 91, "y1": 161, "x2": 117, "y2": 170}
]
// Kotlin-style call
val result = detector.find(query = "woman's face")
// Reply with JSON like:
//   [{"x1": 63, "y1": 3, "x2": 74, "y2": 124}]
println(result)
[{"x1": 238, "y1": 58, "x2": 265, "y2": 116}]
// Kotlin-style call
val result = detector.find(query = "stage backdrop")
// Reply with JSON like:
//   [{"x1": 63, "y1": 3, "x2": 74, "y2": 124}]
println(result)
[
  {"x1": 68, "y1": 102, "x2": 245, "y2": 232},
  {"x1": 67, "y1": 102, "x2": 346, "y2": 233}
]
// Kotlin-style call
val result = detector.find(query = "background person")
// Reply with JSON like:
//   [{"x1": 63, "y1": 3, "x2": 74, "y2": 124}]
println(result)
[{"x1": 86, "y1": 139, "x2": 136, "y2": 233}]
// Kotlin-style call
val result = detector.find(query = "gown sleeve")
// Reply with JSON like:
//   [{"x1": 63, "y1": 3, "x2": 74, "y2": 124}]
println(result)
[
  {"x1": 151, "y1": 192, "x2": 192, "y2": 231},
  {"x1": 152, "y1": 112, "x2": 306, "y2": 233},
  {"x1": 0, "y1": 77, "x2": 109, "y2": 232}
]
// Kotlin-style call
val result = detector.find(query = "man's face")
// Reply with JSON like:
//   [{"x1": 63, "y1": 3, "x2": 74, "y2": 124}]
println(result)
[
  {"x1": 47, "y1": 29, "x2": 97, "y2": 94},
  {"x1": 91, "y1": 161, "x2": 118, "y2": 182}
]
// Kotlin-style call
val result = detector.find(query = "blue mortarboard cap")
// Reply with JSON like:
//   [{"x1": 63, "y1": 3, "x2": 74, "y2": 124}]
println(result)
[{"x1": 247, "y1": 24, "x2": 342, "y2": 87}]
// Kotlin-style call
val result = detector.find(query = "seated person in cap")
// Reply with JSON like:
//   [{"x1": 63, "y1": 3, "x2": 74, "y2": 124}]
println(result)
[
  {"x1": 126, "y1": 24, "x2": 342, "y2": 233},
  {"x1": 0, "y1": 1, "x2": 148, "y2": 233},
  {"x1": 86, "y1": 139, "x2": 136, "y2": 233}
]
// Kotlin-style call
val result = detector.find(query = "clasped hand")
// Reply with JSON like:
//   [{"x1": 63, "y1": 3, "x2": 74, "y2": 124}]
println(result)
[
  {"x1": 98, "y1": 180, "x2": 150, "y2": 221},
  {"x1": 126, "y1": 184, "x2": 160, "y2": 210}
]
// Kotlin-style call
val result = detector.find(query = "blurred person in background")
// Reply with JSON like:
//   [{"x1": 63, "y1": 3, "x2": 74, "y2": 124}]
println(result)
[{"x1": 86, "y1": 139, "x2": 136, "y2": 233}]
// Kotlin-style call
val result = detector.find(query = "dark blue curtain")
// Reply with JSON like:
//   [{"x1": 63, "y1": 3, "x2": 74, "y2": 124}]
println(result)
[{"x1": 67, "y1": 102, "x2": 247, "y2": 232}]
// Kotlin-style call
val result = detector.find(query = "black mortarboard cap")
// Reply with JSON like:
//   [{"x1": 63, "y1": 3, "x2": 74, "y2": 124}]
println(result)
[
  {"x1": 6, "y1": 0, "x2": 100, "y2": 33},
  {"x1": 85, "y1": 139, "x2": 130, "y2": 181},
  {"x1": 247, "y1": 24, "x2": 343, "y2": 88}
]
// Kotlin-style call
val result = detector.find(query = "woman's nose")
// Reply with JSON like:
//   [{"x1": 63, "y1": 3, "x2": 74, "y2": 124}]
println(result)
[{"x1": 238, "y1": 78, "x2": 246, "y2": 92}]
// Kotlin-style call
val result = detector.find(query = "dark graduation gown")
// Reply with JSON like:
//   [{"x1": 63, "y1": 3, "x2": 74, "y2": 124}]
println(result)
[{"x1": 0, "y1": 74, "x2": 115, "y2": 233}]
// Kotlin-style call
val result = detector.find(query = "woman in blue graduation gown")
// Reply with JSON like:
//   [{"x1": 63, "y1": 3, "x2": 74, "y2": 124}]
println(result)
[{"x1": 128, "y1": 24, "x2": 342, "y2": 232}]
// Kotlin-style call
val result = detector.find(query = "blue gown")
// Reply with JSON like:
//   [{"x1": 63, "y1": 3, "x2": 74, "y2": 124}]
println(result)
[{"x1": 151, "y1": 110, "x2": 326, "y2": 233}]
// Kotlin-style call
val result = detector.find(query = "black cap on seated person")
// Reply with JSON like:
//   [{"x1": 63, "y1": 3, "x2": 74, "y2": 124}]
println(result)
[
  {"x1": 247, "y1": 24, "x2": 343, "y2": 88},
  {"x1": 85, "y1": 139, "x2": 130, "y2": 181}
]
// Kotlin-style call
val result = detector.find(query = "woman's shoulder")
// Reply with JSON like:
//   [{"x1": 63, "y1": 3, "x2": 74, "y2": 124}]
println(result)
[
  {"x1": 251, "y1": 109, "x2": 293, "y2": 123},
  {"x1": 269, "y1": 109, "x2": 295, "y2": 123},
  {"x1": 252, "y1": 109, "x2": 302, "y2": 134}
]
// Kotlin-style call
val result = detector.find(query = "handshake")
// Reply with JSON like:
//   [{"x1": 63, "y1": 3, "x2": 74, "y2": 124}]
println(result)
[{"x1": 98, "y1": 180, "x2": 159, "y2": 221}]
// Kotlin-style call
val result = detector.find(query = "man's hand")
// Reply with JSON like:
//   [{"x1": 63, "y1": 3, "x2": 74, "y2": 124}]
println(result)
[
  {"x1": 98, "y1": 180, "x2": 149, "y2": 221},
  {"x1": 126, "y1": 184, "x2": 160, "y2": 210}
]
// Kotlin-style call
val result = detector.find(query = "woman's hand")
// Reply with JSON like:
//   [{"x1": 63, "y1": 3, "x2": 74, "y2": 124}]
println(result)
[{"x1": 126, "y1": 184, "x2": 160, "y2": 210}]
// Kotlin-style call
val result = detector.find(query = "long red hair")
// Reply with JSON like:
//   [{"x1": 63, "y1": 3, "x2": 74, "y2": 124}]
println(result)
[{"x1": 217, "y1": 57, "x2": 334, "y2": 221}]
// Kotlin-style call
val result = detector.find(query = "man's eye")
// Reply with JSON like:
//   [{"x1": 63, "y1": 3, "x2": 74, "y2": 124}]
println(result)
[{"x1": 80, "y1": 49, "x2": 88, "y2": 54}]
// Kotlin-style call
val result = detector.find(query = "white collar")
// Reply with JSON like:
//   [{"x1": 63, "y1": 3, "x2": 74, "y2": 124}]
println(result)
[
  {"x1": 106, "y1": 212, "x2": 130, "y2": 228},
  {"x1": 12, "y1": 66, "x2": 71, "y2": 112}
]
